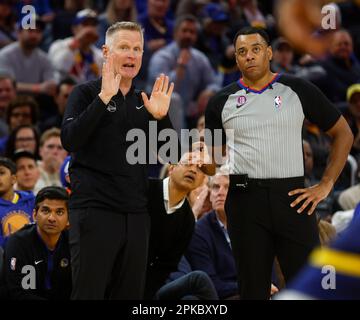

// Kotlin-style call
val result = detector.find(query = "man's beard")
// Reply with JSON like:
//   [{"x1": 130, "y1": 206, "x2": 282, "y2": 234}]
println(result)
[{"x1": 23, "y1": 42, "x2": 38, "y2": 50}]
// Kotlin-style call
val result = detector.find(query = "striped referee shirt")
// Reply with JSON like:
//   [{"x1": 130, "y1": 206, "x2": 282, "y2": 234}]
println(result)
[{"x1": 205, "y1": 74, "x2": 341, "y2": 179}]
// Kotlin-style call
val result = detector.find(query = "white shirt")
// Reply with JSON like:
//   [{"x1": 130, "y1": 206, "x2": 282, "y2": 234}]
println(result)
[
  {"x1": 163, "y1": 177, "x2": 186, "y2": 214},
  {"x1": 216, "y1": 215, "x2": 231, "y2": 248}
]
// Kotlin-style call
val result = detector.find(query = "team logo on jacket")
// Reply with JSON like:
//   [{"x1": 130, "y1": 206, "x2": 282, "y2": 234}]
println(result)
[
  {"x1": 106, "y1": 100, "x2": 117, "y2": 112},
  {"x1": 274, "y1": 96, "x2": 282, "y2": 109},
  {"x1": 236, "y1": 95, "x2": 247, "y2": 108},
  {"x1": 10, "y1": 257, "x2": 16, "y2": 271},
  {"x1": 60, "y1": 258, "x2": 69, "y2": 268}
]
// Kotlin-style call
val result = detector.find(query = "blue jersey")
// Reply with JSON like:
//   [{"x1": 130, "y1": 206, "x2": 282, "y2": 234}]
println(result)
[{"x1": 0, "y1": 191, "x2": 35, "y2": 248}]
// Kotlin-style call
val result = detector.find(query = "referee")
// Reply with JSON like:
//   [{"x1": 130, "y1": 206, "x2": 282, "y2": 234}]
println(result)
[
  {"x1": 61, "y1": 22, "x2": 174, "y2": 299},
  {"x1": 204, "y1": 27, "x2": 353, "y2": 299}
]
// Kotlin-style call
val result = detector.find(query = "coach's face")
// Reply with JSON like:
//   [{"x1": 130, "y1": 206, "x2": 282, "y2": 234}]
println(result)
[
  {"x1": 103, "y1": 30, "x2": 144, "y2": 80},
  {"x1": 235, "y1": 33, "x2": 272, "y2": 81}
]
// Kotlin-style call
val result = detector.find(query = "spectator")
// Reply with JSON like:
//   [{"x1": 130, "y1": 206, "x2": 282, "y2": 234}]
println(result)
[
  {"x1": 0, "y1": 0, "x2": 17, "y2": 49},
  {"x1": 51, "y1": 0, "x2": 86, "y2": 41},
  {"x1": 40, "y1": 78, "x2": 76, "y2": 133},
  {"x1": 139, "y1": 0, "x2": 174, "y2": 54},
  {"x1": 48, "y1": 9, "x2": 103, "y2": 83},
  {"x1": 185, "y1": 173, "x2": 239, "y2": 299},
  {"x1": 228, "y1": 0, "x2": 275, "y2": 38},
  {"x1": 271, "y1": 37, "x2": 299, "y2": 75},
  {"x1": 97, "y1": 0, "x2": 138, "y2": 48},
  {"x1": 336, "y1": 0, "x2": 360, "y2": 60},
  {"x1": 5, "y1": 125, "x2": 40, "y2": 159},
  {"x1": 3, "y1": 186, "x2": 71, "y2": 300},
  {"x1": 6, "y1": 96, "x2": 38, "y2": 132},
  {"x1": 0, "y1": 96, "x2": 39, "y2": 155},
  {"x1": 156, "y1": 256, "x2": 218, "y2": 300},
  {"x1": 271, "y1": 37, "x2": 327, "y2": 84},
  {"x1": 145, "y1": 151, "x2": 206, "y2": 299},
  {"x1": 0, "y1": 73, "x2": 16, "y2": 137},
  {"x1": 37, "y1": 128, "x2": 68, "y2": 190},
  {"x1": 0, "y1": 157, "x2": 35, "y2": 248},
  {"x1": 319, "y1": 29, "x2": 360, "y2": 103},
  {"x1": 0, "y1": 16, "x2": 57, "y2": 97},
  {"x1": 176, "y1": 0, "x2": 208, "y2": 17},
  {"x1": 148, "y1": 14, "x2": 219, "y2": 129},
  {"x1": 12, "y1": 150, "x2": 41, "y2": 195},
  {"x1": 16, "y1": 1, "x2": 54, "y2": 24},
  {"x1": 343, "y1": 83, "x2": 360, "y2": 161},
  {"x1": 196, "y1": 3, "x2": 231, "y2": 70},
  {"x1": 188, "y1": 176, "x2": 212, "y2": 221},
  {"x1": 302, "y1": 119, "x2": 332, "y2": 182}
]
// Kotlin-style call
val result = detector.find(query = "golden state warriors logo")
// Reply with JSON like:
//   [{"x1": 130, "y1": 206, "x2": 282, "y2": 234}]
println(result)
[
  {"x1": 1, "y1": 211, "x2": 31, "y2": 237},
  {"x1": 60, "y1": 258, "x2": 69, "y2": 268},
  {"x1": 107, "y1": 99, "x2": 117, "y2": 112}
]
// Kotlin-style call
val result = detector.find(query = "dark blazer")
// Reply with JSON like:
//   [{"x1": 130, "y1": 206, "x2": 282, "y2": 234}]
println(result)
[
  {"x1": 145, "y1": 178, "x2": 195, "y2": 299},
  {"x1": 185, "y1": 211, "x2": 238, "y2": 299}
]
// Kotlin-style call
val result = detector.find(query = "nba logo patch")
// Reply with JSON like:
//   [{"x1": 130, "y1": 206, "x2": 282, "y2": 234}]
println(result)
[
  {"x1": 10, "y1": 257, "x2": 16, "y2": 271},
  {"x1": 236, "y1": 95, "x2": 247, "y2": 108},
  {"x1": 274, "y1": 96, "x2": 282, "y2": 109}
]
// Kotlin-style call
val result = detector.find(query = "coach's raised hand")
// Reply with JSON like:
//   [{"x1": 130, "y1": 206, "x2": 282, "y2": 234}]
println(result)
[
  {"x1": 99, "y1": 53, "x2": 121, "y2": 105},
  {"x1": 141, "y1": 74, "x2": 174, "y2": 120}
]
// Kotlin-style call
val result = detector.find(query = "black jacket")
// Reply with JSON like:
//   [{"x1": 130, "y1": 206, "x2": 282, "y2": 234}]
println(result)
[
  {"x1": 3, "y1": 224, "x2": 71, "y2": 300},
  {"x1": 145, "y1": 178, "x2": 195, "y2": 299},
  {"x1": 61, "y1": 79, "x2": 175, "y2": 212}
]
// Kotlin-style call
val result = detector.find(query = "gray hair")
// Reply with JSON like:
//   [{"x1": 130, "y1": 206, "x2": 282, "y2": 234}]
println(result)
[
  {"x1": 208, "y1": 167, "x2": 229, "y2": 188},
  {"x1": 105, "y1": 21, "x2": 144, "y2": 48}
]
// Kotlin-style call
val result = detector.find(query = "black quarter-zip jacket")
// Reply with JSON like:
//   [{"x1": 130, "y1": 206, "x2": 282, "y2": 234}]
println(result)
[
  {"x1": 61, "y1": 79, "x2": 177, "y2": 213},
  {"x1": 3, "y1": 224, "x2": 71, "y2": 300}
]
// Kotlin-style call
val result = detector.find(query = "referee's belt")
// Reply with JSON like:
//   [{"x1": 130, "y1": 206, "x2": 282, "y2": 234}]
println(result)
[{"x1": 229, "y1": 174, "x2": 304, "y2": 190}]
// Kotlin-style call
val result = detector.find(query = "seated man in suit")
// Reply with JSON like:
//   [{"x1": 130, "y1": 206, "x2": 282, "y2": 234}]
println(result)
[
  {"x1": 145, "y1": 151, "x2": 208, "y2": 299},
  {"x1": 185, "y1": 172, "x2": 239, "y2": 299}
]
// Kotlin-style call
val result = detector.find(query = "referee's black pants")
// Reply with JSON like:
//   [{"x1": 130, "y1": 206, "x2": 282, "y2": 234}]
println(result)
[
  {"x1": 225, "y1": 176, "x2": 319, "y2": 300},
  {"x1": 69, "y1": 207, "x2": 150, "y2": 300}
]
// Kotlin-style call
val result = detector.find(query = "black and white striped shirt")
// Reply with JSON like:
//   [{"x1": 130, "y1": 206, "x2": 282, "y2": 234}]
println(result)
[{"x1": 205, "y1": 74, "x2": 341, "y2": 179}]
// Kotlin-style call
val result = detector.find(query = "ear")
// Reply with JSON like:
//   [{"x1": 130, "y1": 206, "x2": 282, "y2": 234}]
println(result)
[
  {"x1": 11, "y1": 174, "x2": 17, "y2": 186},
  {"x1": 168, "y1": 165, "x2": 175, "y2": 175},
  {"x1": 267, "y1": 46, "x2": 273, "y2": 61},
  {"x1": 102, "y1": 45, "x2": 109, "y2": 59},
  {"x1": 32, "y1": 209, "x2": 37, "y2": 222}
]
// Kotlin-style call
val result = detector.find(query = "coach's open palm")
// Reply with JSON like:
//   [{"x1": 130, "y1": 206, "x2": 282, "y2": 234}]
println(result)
[
  {"x1": 141, "y1": 74, "x2": 174, "y2": 120},
  {"x1": 99, "y1": 54, "x2": 121, "y2": 105}
]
